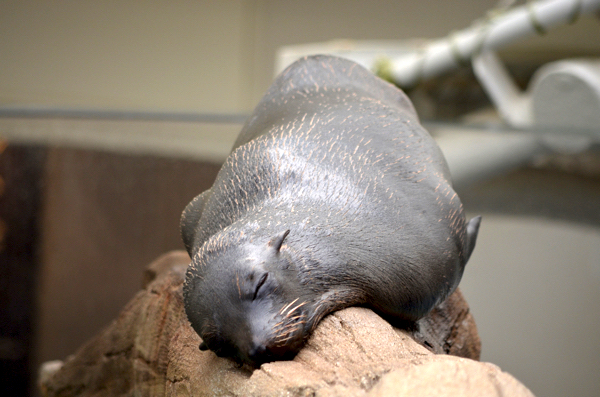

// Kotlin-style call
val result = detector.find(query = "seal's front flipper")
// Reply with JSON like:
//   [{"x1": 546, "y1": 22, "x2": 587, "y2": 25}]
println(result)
[
  {"x1": 464, "y1": 216, "x2": 482, "y2": 264},
  {"x1": 180, "y1": 189, "x2": 212, "y2": 256}
]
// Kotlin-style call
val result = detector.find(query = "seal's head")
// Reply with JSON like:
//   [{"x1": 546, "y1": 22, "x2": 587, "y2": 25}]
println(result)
[{"x1": 183, "y1": 229, "x2": 314, "y2": 366}]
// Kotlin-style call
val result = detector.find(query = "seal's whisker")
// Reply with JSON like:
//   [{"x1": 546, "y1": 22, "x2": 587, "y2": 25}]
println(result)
[
  {"x1": 275, "y1": 327, "x2": 295, "y2": 337},
  {"x1": 279, "y1": 297, "x2": 299, "y2": 315},
  {"x1": 285, "y1": 301, "x2": 307, "y2": 317},
  {"x1": 274, "y1": 329, "x2": 302, "y2": 345},
  {"x1": 272, "y1": 320, "x2": 304, "y2": 337},
  {"x1": 278, "y1": 322, "x2": 304, "y2": 333},
  {"x1": 274, "y1": 330, "x2": 300, "y2": 343},
  {"x1": 275, "y1": 323, "x2": 302, "y2": 336},
  {"x1": 281, "y1": 315, "x2": 305, "y2": 325}
]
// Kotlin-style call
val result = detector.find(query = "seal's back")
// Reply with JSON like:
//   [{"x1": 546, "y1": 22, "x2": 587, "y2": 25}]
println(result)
[{"x1": 181, "y1": 55, "x2": 481, "y2": 366}]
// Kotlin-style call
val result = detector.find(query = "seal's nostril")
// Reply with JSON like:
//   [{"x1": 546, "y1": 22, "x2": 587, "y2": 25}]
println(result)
[
  {"x1": 253, "y1": 272, "x2": 268, "y2": 300},
  {"x1": 249, "y1": 344, "x2": 267, "y2": 361}
]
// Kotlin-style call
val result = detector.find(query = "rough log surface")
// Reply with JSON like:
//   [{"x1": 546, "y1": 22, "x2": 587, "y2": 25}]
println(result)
[{"x1": 39, "y1": 251, "x2": 533, "y2": 397}]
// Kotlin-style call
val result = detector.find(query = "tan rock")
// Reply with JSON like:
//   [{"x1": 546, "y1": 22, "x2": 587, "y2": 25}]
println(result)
[
  {"x1": 40, "y1": 251, "x2": 533, "y2": 397},
  {"x1": 369, "y1": 356, "x2": 535, "y2": 397}
]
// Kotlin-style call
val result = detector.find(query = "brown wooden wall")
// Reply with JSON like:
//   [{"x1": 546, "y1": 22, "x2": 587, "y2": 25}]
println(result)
[{"x1": 34, "y1": 148, "x2": 221, "y2": 372}]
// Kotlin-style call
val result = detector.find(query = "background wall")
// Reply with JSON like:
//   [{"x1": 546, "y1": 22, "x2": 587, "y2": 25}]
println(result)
[
  {"x1": 2, "y1": 0, "x2": 600, "y2": 114},
  {"x1": 0, "y1": 0, "x2": 251, "y2": 112},
  {"x1": 1, "y1": 1, "x2": 600, "y2": 397}
]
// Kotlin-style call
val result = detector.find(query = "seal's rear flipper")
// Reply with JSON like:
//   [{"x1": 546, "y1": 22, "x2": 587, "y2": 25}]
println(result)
[
  {"x1": 464, "y1": 216, "x2": 482, "y2": 264},
  {"x1": 180, "y1": 189, "x2": 212, "y2": 256}
]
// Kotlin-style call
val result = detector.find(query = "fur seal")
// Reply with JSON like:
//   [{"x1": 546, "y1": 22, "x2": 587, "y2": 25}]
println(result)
[{"x1": 181, "y1": 55, "x2": 481, "y2": 366}]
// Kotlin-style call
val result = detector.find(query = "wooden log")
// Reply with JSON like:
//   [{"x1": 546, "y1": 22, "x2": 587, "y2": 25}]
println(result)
[{"x1": 39, "y1": 251, "x2": 533, "y2": 397}]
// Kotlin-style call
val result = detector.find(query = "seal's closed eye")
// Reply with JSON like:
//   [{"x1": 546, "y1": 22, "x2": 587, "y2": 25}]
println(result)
[{"x1": 253, "y1": 273, "x2": 268, "y2": 300}]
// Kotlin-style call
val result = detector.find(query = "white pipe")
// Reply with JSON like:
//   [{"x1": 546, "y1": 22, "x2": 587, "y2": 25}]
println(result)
[
  {"x1": 390, "y1": 0, "x2": 600, "y2": 87},
  {"x1": 472, "y1": 51, "x2": 533, "y2": 128},
  {"x1": 433, "y1": 126, "x2": 545, "y2": 189}
]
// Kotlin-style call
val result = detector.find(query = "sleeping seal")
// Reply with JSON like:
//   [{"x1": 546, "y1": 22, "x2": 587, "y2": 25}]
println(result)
[{"x1": 181, "y1": 55, "x2": 481, "y2": 366}]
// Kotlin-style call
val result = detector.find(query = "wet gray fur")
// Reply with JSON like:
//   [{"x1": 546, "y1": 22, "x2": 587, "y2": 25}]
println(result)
[{"x1": 181, "y1": 55, "x2": 481, "y2": 366}]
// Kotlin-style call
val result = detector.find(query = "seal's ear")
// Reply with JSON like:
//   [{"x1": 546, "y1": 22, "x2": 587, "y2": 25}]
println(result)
[
  {"x1": 463, "y1": 215, "x2": 482, "y2": 264},
  {"x1": 268, "y1": 230, "x2": 290, "y2": 252}
]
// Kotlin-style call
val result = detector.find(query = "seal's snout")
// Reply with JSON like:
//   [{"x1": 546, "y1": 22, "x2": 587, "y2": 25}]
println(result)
[
  {"x1": 246, "y1": 334, "x2": 301, "y2": 365},
  {"x1": 241, "y1": 297, "x2": 310, "y2": 365}
]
